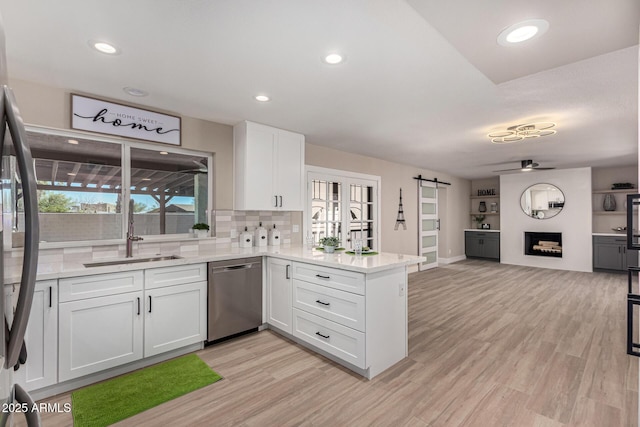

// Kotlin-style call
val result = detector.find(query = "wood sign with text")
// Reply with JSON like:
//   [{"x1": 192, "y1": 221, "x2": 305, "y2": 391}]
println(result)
[
  {"x1": 71, "y1": 94, "x2": 181, "y2": 145},
  {"x1": 477, "y1": 189, "x2": 496, "y2": 196}
]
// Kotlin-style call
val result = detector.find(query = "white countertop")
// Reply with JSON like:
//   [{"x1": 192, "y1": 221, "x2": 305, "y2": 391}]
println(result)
[
  {"x1": 592, "y1": 233, "x2": 627, "y2": 237},
  {"x1": 464, "y1": 229, "x2": 500, "y2": 233},
  {"x1": 6, "y1": 245, "x2": 425, "y2": 283}
]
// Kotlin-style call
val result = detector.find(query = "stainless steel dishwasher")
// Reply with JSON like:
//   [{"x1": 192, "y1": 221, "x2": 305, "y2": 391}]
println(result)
[{"x1": 208, "y1": 257, "x2": 263, "y2": 342}]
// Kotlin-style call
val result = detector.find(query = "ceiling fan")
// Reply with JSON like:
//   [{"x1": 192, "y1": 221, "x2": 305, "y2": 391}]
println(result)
[{"x1": 493, "y1": 159, "x2": 555, "y2": 173}]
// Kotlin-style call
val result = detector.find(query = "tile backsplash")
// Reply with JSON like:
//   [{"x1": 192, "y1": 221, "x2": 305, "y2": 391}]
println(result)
[
  {"x1": 4, "y1": 210, "x2": 296, "y2": 268},
  {"x1": 213, "y1": 210, "x2": 293, "y2": 249}
]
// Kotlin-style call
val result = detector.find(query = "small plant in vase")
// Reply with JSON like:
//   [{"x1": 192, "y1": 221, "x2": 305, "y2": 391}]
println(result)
[
  {"x1": 473, "y1": 215, "x2": 485, "y2": 229},
  {"x1": 192, "y1": 223, "x2": 210, "y2": 238},
  {"x1": 319, "y1": 236, "x2": 340, "y2": 253}
]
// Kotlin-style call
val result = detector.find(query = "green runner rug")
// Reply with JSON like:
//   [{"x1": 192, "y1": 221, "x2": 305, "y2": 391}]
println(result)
[{"x1": 72, "y1": 354, "x2": 221, "y2": 427}]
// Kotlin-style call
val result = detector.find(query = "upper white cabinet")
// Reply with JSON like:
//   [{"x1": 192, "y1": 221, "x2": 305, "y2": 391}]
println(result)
[{"x1": 234, "y1": 121, "x2": 305, "y2": 211}]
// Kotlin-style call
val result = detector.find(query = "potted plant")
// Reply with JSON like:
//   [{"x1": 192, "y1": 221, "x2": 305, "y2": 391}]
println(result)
[
  {"x1": 473, "y1": 215, "x2": 485, "y2": 229},
  {"x1": 319, "y1": 236, "x2": 340, "y2": 253},
  {"x1": 192, "y1": 223, "x2": 210, "y2": 238}
]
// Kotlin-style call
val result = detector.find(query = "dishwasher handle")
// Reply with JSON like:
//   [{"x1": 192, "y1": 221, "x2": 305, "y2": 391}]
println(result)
[{"x1": 211, "y1": 262, "x2": 260, "y2": 274}]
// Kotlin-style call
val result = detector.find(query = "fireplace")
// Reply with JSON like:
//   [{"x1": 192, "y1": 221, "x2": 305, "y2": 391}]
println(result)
[{"x1": 525, "y1": 232, "x2": 562, "y2": 258}]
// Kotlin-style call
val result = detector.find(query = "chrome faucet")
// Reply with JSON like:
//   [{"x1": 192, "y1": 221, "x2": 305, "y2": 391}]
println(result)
[{"x1": 126, "y1": 199, "x2": 143, "y2": 257}]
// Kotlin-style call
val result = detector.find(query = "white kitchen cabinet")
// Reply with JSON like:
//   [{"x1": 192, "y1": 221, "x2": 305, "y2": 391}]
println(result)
[
  {"x1": 144, "y1": 280, "x2": 207, "y2": 357},
  {"x1": 234, "y1": 120, "x2": 305, "y2": 211},
  {"x1": 58, "y1": 290, "x2": 144, "y2": 382},
  {"x1": 14, "y1": 280, "x2": 58, "y2": 391},
  {"x1": 267, "y1": 258, "x2": 293, "y2": 334},
  {"x1": 58, "y1": 265, "x2": 207, "y2": 382},
  {"x1": 268, "y1": 258, "x2": 408, "y2": 379}
]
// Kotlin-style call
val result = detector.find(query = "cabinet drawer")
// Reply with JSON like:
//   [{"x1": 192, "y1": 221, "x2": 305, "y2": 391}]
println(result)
[
  {"x1": 593, "y1": 236, "x2": 627, "y2": 245},
  {"x1": 292, "y1": 308, "x2": 365, "y2": 369},
  {"x1": 293, "y1": 280, "x2": 365, "y2": 332},
  {"x1": 292, "y1": 263, "x2": 364, "y2": 295},
  {"x1": 59, "y1": 271, "x2": 143, "y2": 302},
  {"x1": 145, "y1": 263, "x2": 207, "y2": 289}
]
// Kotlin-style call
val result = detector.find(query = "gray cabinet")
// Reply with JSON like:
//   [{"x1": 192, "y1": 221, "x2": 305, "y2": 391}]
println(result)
[
  {"x1": 465, "y1": 231, "x2": 500, "y2": 261},
  {"x1": 593, "y1": 235, "x2": 638, "y2": 271}
]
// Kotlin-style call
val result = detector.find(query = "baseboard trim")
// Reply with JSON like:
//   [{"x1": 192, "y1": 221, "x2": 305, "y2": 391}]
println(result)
[{"x1": 438, "y1": 255, "x2": 466, "y2": 265}]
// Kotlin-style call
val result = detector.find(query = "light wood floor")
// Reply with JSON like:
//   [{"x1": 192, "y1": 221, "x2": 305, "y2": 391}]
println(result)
[{"x1": 20, "y1": 260, "x2": 639, "y2": 426}]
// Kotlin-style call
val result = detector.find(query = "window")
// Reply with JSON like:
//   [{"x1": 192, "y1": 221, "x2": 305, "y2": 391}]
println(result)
[
  {"x1": 306, "y1": 167, "x2": 379, "y2": 250},
  {"x1": 130, "y1": 148, "x2": 209, "y2": 236},
  {"x1": 9, "y1": 127, "x2": 211, "y2": 244}
]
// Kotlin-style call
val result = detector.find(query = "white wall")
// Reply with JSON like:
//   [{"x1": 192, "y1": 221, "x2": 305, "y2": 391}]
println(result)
[
  {"x1": 500, "y1": 167, "x2": 592, "y2": 272},
  {"x1": 305, "y1": 143, "x2": 471, "y2": 259}
]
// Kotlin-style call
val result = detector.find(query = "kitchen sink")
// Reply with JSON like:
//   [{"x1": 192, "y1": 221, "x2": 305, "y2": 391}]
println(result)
[{"x1": 83, "y1": 255, "x2": 182, "y2": 268}]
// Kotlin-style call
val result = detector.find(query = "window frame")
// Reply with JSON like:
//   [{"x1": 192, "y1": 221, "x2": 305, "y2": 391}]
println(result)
[
  {"x1": 304, "y1": 165, "x2": 381, "y2": 250},
  {"x1": 25, "y1": 124, "x2": 214, "y2": 248}
]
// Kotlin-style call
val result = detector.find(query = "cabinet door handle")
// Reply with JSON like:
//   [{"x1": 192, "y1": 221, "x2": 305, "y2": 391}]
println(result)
[
  {"x1": 148, "y1": 295, "x2": 152, "y2": 313},
  {"x1": 274, "y1": 196, "x2": 278, "y2": 207},
  {"x1": 279, "y1": 195, "x2": 283, "y2": 207},
  {"x1": 315, "y1": 331, "x2": 330, "y2": 339},
  {"x1": 286, "y1": 264, "x2": 290, "y2": 279},
  {"x1": 315, "y1": 299, "x2": 330, "y2": 306},
  {"x1": 137, "y1": 297, "x2": 141, "y2": 315},
  {"x1": 49, "y1": 286, "x2": 52, "y2": 308}
]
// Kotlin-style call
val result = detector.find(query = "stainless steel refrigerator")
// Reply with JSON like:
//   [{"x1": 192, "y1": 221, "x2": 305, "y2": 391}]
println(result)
[{"x1": 0, "y1": 12, "x2": 41, "y2": 427}]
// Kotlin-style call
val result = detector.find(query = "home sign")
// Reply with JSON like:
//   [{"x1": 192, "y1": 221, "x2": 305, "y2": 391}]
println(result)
[
  {"x1": 477, "y1": 189, "x2": 496, "y2": 196},
  {"x1": 71, "y1": 94, "x2": 181, "y2": 145}
]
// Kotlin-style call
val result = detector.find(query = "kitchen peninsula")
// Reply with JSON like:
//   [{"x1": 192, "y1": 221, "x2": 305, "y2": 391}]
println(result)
[{"x1": 5, "y1": 245, "x2": 423, "y2": 399}]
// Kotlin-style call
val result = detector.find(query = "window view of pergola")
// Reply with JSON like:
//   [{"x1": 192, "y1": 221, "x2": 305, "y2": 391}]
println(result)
[{"x1": 8, "y1": 131, "x2": 209, "y2": 243}]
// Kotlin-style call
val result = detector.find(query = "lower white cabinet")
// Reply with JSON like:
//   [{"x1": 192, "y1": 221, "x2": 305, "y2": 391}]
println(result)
[
  {"x1": 292, "y1": 308, "x2": 365, "y2": 368},
  {"x1": 144, "y1": 281, "x2": 207, "y2": 357},
  {"x1": 58, "y1": 291, "x2": 144, "y2": 382},
  {"x1": 267, "y1": 258, "x2": 292, "y2": 334},
  {"x1": 15, "y1": 280, "x2": 58, "y2": 391},
  {"x1": 58, "y1": 264, "x2": 207, "y2": 383},
  {"x1": 268, "y1": 258, "x2": 408, "y2": 379}
]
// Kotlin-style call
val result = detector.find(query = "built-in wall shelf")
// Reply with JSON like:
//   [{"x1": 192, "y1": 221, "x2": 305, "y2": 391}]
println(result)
[
  {"x1": 592, "y1": 189, "x2": 637, "y2": 194},
  {"x1": 470, "y1": 195, "x2": 500, "y2": 199},
  {"x1": 591, "y1": 167, "x2": 638, "y2": 234}
]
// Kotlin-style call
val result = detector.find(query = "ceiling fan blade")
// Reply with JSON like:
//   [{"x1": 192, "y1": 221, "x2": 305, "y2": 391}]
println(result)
[
  {"x1": 533, "y1": 167, "x2": 555, "y2": 170},
  {"x1": 492, "y1": 167, "x2": 523, "y2": 172}
]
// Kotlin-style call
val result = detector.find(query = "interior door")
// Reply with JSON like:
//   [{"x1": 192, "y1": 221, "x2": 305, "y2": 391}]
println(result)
[{"x1": 419, "y1": 181, "x2": 438, "y2": 271}]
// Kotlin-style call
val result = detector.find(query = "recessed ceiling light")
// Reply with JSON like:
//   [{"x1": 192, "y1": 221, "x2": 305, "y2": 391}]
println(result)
[
  {"x1": 89, "y1": 40, "x2": 121, "y2": 55},
  {"x1": 497, "y1": 19, "x2": 549, "y2": 46},
  {"x1": 255, "y1": 95, "x2": 270, "y2": 102},
  {"x1": 123, "y1": 87, "x2": 148, "y2": 97},
  {"x1": 323, "y1": 53, "x2": 344, "y2": 65},
  {"x1": 141, "y1": 178, "x2": 151, "y2": 181},
  {"x1": 67, "y1": 139, "x2": 79, "y2": 145},
  {"x1": 159, "y1": 151, "x2": 168, "y2": 155},
  {"x1": 67, "y1": 172, "x2": 77, "y2": 176}
]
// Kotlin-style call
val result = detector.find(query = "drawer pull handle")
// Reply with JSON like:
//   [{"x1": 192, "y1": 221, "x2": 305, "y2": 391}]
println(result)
[
  {"x1": 315, "y1": 331, "x2": 330, "y2": 339},
  {"x1": 316, "y1": 274, "x2": 330, "y2": 279},
  {"x1": 315, "y1": 299, "x2": 330, "y2": 306}
]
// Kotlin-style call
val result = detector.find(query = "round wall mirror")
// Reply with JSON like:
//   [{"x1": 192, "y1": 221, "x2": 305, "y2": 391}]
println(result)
[{"x1": 520, "y1": 183, "x2": 564, "y2": 219}]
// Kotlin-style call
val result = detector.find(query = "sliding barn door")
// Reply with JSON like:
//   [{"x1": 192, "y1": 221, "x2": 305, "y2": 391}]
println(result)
[{"x1": 419, "y1": 181, "x2": 438, "y2": 271}]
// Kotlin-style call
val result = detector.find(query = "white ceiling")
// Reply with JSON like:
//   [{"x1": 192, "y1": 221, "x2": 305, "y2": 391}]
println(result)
[{"x1": 0, "y1": 0, "x2": 637, "y2": 179}]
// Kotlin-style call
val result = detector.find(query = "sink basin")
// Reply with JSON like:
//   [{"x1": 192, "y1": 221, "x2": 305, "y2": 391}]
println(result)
[{"x1": 84, "y1": 255, "x2": 182, "y2": 268}]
